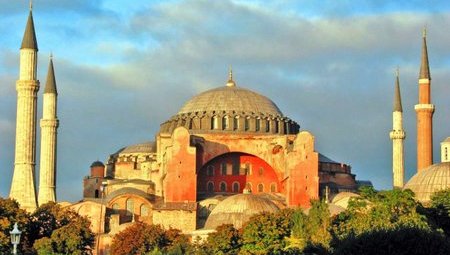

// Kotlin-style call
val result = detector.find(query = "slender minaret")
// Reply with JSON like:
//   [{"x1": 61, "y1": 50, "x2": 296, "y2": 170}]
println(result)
[
  {"x1": 9, "y1": 5, "x2": 39, "y2": 212},
  {"x1": 38, "y1": 55, "x2": 59, "y2": 205},
  {"x1": 390, "y1": 68, "x2": 405, "y2": 188},
  {"x1": 415, "y1": 29, "x2": 435, "y2": 172}
]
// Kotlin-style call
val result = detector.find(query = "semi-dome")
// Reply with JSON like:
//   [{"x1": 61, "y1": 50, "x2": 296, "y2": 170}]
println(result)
[
  {"x1": 404, "y1": 162, "x2": 450, "y2": 203},
  {"x1": 160, "y1": 72, "x2": 300, "y2": 135},
  {"x1": 204, "y1": 193, "x2": 280, "y2": 230}
]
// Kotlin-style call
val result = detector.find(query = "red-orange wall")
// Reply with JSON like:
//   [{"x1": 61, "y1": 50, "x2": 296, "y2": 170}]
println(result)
[{"x1": 197, "y1": 152, "x2": 281, "y2": 194}]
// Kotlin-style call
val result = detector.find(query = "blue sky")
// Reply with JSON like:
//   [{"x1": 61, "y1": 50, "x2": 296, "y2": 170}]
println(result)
[{"x1": 0, "y1": 0, "x2": 449, "y2": 202}]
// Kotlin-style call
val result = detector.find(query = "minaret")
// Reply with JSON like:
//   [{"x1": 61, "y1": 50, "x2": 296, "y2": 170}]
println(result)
[
  {"x1": 415, "y1": 29, "x2": 435, "y2": 172},
  {"x1": 38, "y1": 55, "x2": 59, "y2": 205},
  {"x1": 9, "y1": 5, "x2": 39, "y2": 212},
  {"x1": 390, "y1": 68, "x2": 405, "y2": 188}
]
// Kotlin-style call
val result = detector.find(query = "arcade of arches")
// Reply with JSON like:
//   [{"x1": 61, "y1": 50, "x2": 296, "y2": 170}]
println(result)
[{"x1": 197, "y1": 152, "x2": 281, "y2": 197}]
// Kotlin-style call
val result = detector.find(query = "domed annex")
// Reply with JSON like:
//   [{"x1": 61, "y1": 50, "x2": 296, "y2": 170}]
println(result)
[
  {"x1": 404, "y1": 162, "x2": 450, "y2": 203},
  {"x1": 204, "y1": 193, "x2": 280, "y2": 230}
]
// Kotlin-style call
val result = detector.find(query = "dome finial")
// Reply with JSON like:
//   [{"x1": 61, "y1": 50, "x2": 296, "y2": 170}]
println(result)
[{"x1": 226, "y1": 65, "x2": 236, "y2": 87}]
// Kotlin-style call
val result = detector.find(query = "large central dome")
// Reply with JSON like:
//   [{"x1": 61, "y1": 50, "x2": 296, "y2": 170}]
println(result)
[
  {"x1": 159, "y1": 72, "x2": 299, "y2": 135},
  {"x1": 177, "y1": 86, "x2": 283, "y2": 117}
]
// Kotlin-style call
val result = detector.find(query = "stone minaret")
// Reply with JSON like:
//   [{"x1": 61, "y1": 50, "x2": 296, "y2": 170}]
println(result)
[
  {"x1": 415, "y1": 29, "x2": 435, "y2": 172},
  {"x1": 390, "y1": 69, "x2": 405, "y2": 188},
  {"x1": 9, "y1": 7, "x2": 39, "y2": 212},
  {"x1": 38, "y1": 56, "x2": 59, "y2": 205}
]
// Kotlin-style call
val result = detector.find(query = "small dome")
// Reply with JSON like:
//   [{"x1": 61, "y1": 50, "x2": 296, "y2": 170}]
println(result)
[
  {"x1": 178, "y1": 86, "x2": 283, "y2": 117},
  {"x1": 204, "y1": 193, "x2": 280, "y2": 230},
  {"x1": 404, "y1": 162, "x2": 450, "y2": 203},
  {"x1": 90, "y1": 161, "x2": 104, "y2": 167}
]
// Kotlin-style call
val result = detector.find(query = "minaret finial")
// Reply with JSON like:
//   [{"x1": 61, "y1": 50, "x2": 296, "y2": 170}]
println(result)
[
  {"x1": 423, "y1": 25, "x2": 427, "y2": 38},
  {"x1": 395, "y1": 66, "x2": 399, "y2": 77},
  {"x1": 30, "y1": 0, "x2": 32, "y2": 11},
  {"x1": 50, "y1": 52, "x2": 53, "y2": 60},
  {"x1": 226, "y1": 65, "x2": 236, "y2": 87}
]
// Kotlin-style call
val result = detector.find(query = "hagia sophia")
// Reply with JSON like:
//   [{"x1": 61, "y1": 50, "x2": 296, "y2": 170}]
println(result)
[{"x1": 6, "y1": 5, "x2": 449, "y2": 255}]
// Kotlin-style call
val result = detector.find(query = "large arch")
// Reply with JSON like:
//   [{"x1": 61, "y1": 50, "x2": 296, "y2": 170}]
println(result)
[{"x1": 197, "y1": 152, "x2": 281, "y2": 198}]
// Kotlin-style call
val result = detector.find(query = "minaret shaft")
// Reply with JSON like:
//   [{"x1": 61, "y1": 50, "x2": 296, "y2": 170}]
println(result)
[
  {"x1": 10, "y1": 50, "x2": 39, "y2": 212},
  {"x1": 38, "y1": 94, "x2": 58, "y2": 205},
  {"x1": 415, "y1": 32, "x2": 434, "y2": 172},
  {"x1": 390, "y1": 72, "x2": 405, "y2": 188},
  {"x1": 390, "y1": 112, "x2": 405, "y2": 188},
  {"x1": 38, "y1": 58, "x2": 58, "y2": 205}
]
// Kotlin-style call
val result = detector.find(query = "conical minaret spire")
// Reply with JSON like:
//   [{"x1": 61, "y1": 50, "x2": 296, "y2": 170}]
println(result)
[
  {"x1": 10, "y1": 6, "x2": 40, "y2": 212},
  {"x1": 419, "y1": 28, "x2": 430, "y2": 80},
  {"x1": 415, "y1": 28, "x2": 435, "y2": 172},
  {"x1": 390, "y1": 68, "x2": 405, "y2": 188},
  {"x1": 38, "y1": 55, "x2": 59, "y2": 205},
  {"x1": 393, "y1": 68, "x2": 402, "y2": 112}
]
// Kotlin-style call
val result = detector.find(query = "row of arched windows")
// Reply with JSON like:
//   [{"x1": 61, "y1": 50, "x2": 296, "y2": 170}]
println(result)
[
  {"x1": 211, "y1": 115, "x2": 282, "y2": 132},
  {"x1": 206, "y1": 181, "x2": 277, "y2": 193},
  {"x1": 111, "y1": 199, "x2": 150, "y2": 217},
  {"x1": 206, "y1": 163, "x2": 261, "y2": 176}
]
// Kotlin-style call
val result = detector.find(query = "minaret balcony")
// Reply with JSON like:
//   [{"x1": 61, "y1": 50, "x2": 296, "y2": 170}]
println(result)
[
  {"x1": 414, "y1": 104, "x2": 435, "y2": 113},
  {"x1": 390, "y1": 130, "x2": 405, "y2": 139}
]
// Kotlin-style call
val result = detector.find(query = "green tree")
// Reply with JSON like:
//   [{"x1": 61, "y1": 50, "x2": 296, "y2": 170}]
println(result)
[
  {"x1": 33, "y1": 212, "x2": 94, "y2": 255},
  {"x1": 0, "y1": 197, "x2": 32, "y2": 254},
  {"x1": 110, "y1": 222, "x2": 190, "y2": 255},
  {"x1": 333, "y1": 226, "x2": 450, "y2": 255},
  {"x1": 240, "y1": 209, "x2": 293, "y2": 254},
  {"x1": 287, "y1": 200, "x2": 331, "y2": 254},
  {"x1": 202, "y1": 224, "x2": 241, "y2": 254},
  {"x1": 426, "y1": 189, "x2": 450, "y2": 236},
  {"x1": 331, "y1": 188, "x2": 429, "y2": 240}
]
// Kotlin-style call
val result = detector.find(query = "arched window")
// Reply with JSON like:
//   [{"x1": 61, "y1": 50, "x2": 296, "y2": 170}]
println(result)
[
  {"x1": 220, "y1": 182, "x2": 227, "y2": 192},
  {"x1": 140, "y1": 204, "x2": 149, "y2": 217},
  {"x1": 255, "y1": 118, "x2": 260, "y2": 131},
  {"x1": 199, "y1": 206, "x2": 209, "y2": 218},
  {"x1": 270, "y1": 183, "x2": 277, "y2": 193},
  {"x1": 94, "y1": 189, "x2": 99, "y2": 198},
  {"x1": 265, "y1": 119, "x2": 270, "y2": 132},
  {"x1": 221, "y1": 163, "x2": 227, "y2": 175},
  {"x1": 233, "y1": 116, "x2": 239, "y2": 130},
  {"x1": 232, "y1": 182, "x2": 240, "y2": 193},
  {"x1": 259, "y1": 167, "x2": 264, "y2": 176},
  {"x1": 245, "y1": 162, "x2": 252, "y2": 175},
  {"x1": 126, "y1": 199, "x2": 134, "y2": 216},
  {"x1": 207, "y1": 165, "x2": 215, "y2": 176},
  {"x1": 257, "y1": 183, "x2": 264, "y2": 193},
  {"x1": 245, "y1": 182, "x2": 252, "y2": 192},
  {"x1": 112, "y1": 203, "x2": 120, "y2": 214},
  {"x1": 222, "y1": 115, "x2": 229, "y2": 130},
  {"x1": 211, "y1": 116, "x2": 219, "y2": 130},
  {"x1": 275, "y1": 120, "x2": 279, "y2": 133},
  {"x1": 207, "y1": 182, "x2": 214, "y2": 193},
  {"x1": 245, "y1": 117, "x2": 250, "y2": 131}
]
